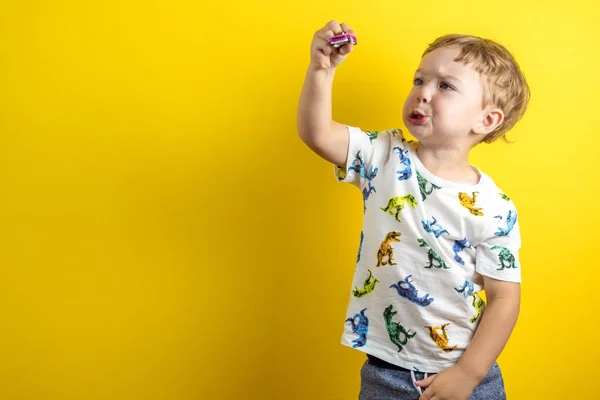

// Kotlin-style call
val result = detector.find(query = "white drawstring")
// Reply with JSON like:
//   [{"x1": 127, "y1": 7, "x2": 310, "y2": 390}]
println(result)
[{"x1": 410, "y1": 370, "x2": 429, "y2": 395}]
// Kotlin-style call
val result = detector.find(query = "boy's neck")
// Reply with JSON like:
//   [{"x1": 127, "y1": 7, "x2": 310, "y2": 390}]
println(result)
[{"x1": 415, "y1": 142, "x2": 481, "y2": 185}]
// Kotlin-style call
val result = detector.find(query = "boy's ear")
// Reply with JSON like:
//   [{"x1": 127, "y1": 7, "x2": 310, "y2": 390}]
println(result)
[{"x1": 473, "y1": 107, "x2": 504, "y2": 135}]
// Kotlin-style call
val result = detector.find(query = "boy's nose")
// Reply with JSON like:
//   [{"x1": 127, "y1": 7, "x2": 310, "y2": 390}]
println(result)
[
  {"x1": 416, "y1": 85, "x2": 433, "y2": 103},
  {"x1": 417, "y1": 91, "x2": 431, "y2": 103}
]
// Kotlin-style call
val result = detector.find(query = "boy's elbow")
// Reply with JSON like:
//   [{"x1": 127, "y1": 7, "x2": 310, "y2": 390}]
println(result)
[{"x1": 297, "y1": 126, "x2": 327, "y2": 149}]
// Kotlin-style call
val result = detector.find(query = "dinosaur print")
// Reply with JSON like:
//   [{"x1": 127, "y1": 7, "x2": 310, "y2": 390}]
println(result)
[
  {"x1": 341, "y1": 150, "x2": 379, "y2": 212},
  {"x1": 362, "y1": 182, "x2": 376, "y2": 212},
  {"x1": 452, "y1": 237, "x2": 472, "y2": 265},
  {"x1": 454, "y1": 280, "x2": 475, "y2": 298},
  {"x1": 490, "y1": 245, "x2": 518, "y2": 270},
  {"x1": 421, "y1": 216, "x2": 449, "y2": 238},
  {"x1": 425, "y1": 323, "x2": 458, "y2": 353},
  {"x1": 366, "y1": 130, "x2": 379, "y2": 144},
  {"x1": 376, "y1": 232, "x2": 402, "y2": 266},
  {"x1": 499, "y1": 192, "x2": 511, "y2": 201},
  {"x1": 458, "y1": 192, "x2": 484, "y2": 216},
  {"x1": 383, "y1": 304, "x2": 416, "y2": 352},
  {"x1": 393, "y1": 146, "x2": 413, "y2": 180},
  {"x1": 347, "y1": 151, "x2": 378, "y2": 181},
  {"x1": 357, "y1": 231, "x2": 364, "y2": 263},
  {"x1": 494, "y1": 210, "x2": 517, "y2": 236},
  {"x1": 417, "y1": 238, "x2": 450, "y2": 269},
  {"x1": 336, "y1": 168, "x2": 348, "y2": 181},
  {"x1": 417, "y1": 171, "x2": 441, "y2": 201},
  {"x1": 469, "y1": 293, "x2": 485, "y2": 323},
  {"x1": 390, "y1": 275, "x2": 434, "y2": 306},
  {"x1": 381, "y1": 194, "x2": 418, "y2": 223},
  {"x1": 346, "y1": 308, "x2": 369, "y2": 348},
  {"x1": 352, "y1": 269, "x2": 379, "y2": 298}
]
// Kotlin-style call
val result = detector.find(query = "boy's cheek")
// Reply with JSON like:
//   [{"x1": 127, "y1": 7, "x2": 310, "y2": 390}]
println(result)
[{"x1": 403, "y1": 104, "x2": 412, "y2": 115}]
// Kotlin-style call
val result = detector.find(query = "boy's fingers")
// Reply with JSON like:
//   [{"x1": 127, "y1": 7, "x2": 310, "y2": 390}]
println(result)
[
  {"x1": 340, "y1": 22, "x2": 355, "y2": 36},
  {"x1": 314, "y1": 20, "x2": 356, "y2": 57},
  {"x1": 325, "y1": 20, "x2": 343, "y2": 34},
  {"x1": 315, "y1": 30, "x2": 334, "y2": 42},
  {"x1": 416, "y1": 375, "x2": 435, "y2": 387},
  {"x1": 418, "y1": 389, "x2": 435, "y2": 400},
  {"x1": 338, "y1": 44, "x2": 353, "y2": 56}
]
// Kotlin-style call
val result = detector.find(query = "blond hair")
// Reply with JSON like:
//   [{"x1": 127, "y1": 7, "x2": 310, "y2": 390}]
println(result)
[{"x1": 423, "y1": 34, "x2": 530, "y2": 143}]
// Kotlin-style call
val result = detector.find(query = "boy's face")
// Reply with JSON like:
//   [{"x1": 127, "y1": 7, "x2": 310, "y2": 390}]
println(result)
[{"x1": 402, "y1": 46, "x2": 492, "y2": 146}]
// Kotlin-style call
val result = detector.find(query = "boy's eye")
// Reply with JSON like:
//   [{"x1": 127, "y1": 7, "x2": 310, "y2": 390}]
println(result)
[
  {"x1": 413, "y1": 78, "x2": 424, "y2": 85},
  {"x1": 440, "y1": 82, "x2": 453, "y2": 90}
]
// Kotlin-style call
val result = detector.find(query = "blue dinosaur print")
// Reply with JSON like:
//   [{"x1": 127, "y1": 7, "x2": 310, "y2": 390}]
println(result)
[
  {"x1": 494, "y1": 210, "x2": 517, "y2": 236},
  {"x1": 357, "y1": 231, "x2": 364, "y2": 263},
  {"x1": 421, "y1": 216, "x2": 449, "y2": 238},
  {"x1": 452, "y1": 237, "x2": 472, "y2": 265},
  {"x1": 348, "y1": 151, "x2": 378, "y2": 181},
  {"x1": 390, "y1": 275, "x2": 434, "y2": 307},
  {"x1": 393, "y1": 147, "x2": 412, "y2": 180},
  {"x1": 346, "y1": 151, "x2": 379, "y2": 212},
  {"x1": 346, "y1": 308, "x2": 369, "y2": 348},
  {"x1": 454, "y1": 280, "x2": 475, "y2": 298},
  {"x1": 362, "y1": 182, "x2": 376, "y2": 212}
]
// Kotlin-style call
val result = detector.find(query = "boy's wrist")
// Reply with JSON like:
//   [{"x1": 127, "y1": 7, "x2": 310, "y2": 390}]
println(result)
[
  {"x1": 456, "y1": 358, "x2": 488, "y2": 384},
  {"x1": 306, "y1": 64, "x2": 336, "y2": 80}
]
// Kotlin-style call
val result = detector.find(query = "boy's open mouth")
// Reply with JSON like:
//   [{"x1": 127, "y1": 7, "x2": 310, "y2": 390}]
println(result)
[{"x1": 408, "y1": 110, "x2": 428, "y2": 124}]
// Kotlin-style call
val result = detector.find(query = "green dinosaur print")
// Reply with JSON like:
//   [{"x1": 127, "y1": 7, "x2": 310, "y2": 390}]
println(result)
[
  {"x1": 383, "y1": 304, "x2": 416, "y2": 352},
  {"x1": 499, "y1": 192, "x2": 511, "y2": 201},
  {"x1": 470, "y1": 293, "x2": 485, "y2": 323},
  {"x1": 366, "y1": 130, "x2": 379, "y2": 144},
  {"x1": 417, "y1": 238, "x2": 450, "y2": 269},
  {"x1": 490, "y1": 245, "x2": 518, "y2": 270},
  {"x1": 381, "y1": 194, "x2": 418, "y2": 223},
  {"x1": 352, "y1": 269, "x2": 379, "y2": 298},
  {"x1": 416, "y1": 171, "x2": 442, "y2": 201}
]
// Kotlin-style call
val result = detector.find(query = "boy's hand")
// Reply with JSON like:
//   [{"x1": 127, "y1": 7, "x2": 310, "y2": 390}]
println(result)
[
  {"x1": 310, "y1": 20, "x2": 356, "y2": 70},
  {"x1": 417, "y1": 365, "x2": 480, "y2": 400}
]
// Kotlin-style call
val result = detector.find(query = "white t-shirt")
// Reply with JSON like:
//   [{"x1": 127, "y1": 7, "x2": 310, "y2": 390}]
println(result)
[{"x1": 334, "y1": 126, "x2": 521, "y2": 373}]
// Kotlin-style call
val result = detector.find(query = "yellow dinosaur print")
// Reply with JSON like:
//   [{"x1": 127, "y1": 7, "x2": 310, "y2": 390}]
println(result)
[
  {"x1": 458, "y1": 192, "x2": 484, "y2": 216},
  {"x1": 376, "y1": 231, "x2": 401, "y2": 267},
  {"x1": 425, "y1": 323, "x2": 458, "y2": 353},
  {"x1": 470, "y1": 293, "x2": 485, "y2": 323},
  {"x1": 381, "y1": 194, "x2": 418, "y2": 223}
]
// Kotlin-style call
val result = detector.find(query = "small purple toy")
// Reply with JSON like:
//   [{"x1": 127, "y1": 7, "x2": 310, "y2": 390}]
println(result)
[{"x1": 328, "y1": 32, "x2": 358, "y2": 48}]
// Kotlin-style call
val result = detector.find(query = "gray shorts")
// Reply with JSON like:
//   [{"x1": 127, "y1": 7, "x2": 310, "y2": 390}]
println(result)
[{"x1": 358, "y1": 357, "x2": 506, "y2": 400}]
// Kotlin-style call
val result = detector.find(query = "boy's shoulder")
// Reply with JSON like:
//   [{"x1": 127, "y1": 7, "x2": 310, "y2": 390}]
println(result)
[
  {"x1": 349, "y1": 127, "x2": 416, "y2": 157},
  {"x1": 478, "y1": 171, "x2": 517, "y2": 206},
  {"x1": 360, "y1": 127, "x2": 413, "y2": 143},
  {"x1": 470, "y1": 172, "x2": 520, "y2": 235}
]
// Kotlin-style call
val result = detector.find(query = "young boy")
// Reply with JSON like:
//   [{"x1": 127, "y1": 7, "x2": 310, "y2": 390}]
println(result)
[{"x1": 297, "y1": 21, "x2": 529, "y2": 400}]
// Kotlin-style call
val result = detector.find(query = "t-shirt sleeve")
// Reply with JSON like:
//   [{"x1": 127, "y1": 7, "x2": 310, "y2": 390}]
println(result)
[
  {"x1": 333, "y1": 125, "x2": 395, "y2": 189},
  {"x1": 475, "y1": 201, "x2": 522, "y2": 283}
]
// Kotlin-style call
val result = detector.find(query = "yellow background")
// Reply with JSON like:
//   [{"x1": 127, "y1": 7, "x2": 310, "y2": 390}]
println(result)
[{"x1": 0, "y1": 0, "x2": 598, "y2": 399}]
